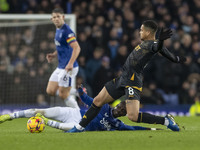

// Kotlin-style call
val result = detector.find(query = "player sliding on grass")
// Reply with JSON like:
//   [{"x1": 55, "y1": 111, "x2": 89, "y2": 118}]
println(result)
[
  {"x1": 0, "y1": 86, "x2": 162, "y2": 131},
  {"x1": 68, "y1": 20, "x2": 186, "y2": 133},
  {"x1": 0, "y1": 106, "x2": 82, "y2": 131}
]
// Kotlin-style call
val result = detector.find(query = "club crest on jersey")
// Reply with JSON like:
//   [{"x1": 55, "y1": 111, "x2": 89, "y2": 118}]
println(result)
[{"x1": 135, "y1": 45, "x2": 141, "y2": 51}]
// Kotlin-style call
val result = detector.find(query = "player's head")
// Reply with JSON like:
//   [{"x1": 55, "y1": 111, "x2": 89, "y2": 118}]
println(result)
[
  {"x1": 112, "y1": 101, "x2": 127, "y2": 118},
  {"x1": 51, "y1": 8, "x2": 65, "y2": 28},
  {"x1": 140, "y1": 20, "x2": 158, "y2": 41}
]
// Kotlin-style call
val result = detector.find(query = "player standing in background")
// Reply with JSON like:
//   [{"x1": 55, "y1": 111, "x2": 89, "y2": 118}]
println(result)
[
  {"x1": 46, "y1": 8, "x2": 81, "y2": 108},
  {"x1": 68, "y1": 20, "x2": 187, "y2": 133}
]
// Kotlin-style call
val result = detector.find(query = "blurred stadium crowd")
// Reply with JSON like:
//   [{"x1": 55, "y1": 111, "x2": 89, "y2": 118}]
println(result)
[{"x1": 0, "y1": 0, "x2": 199, "y2": 106}]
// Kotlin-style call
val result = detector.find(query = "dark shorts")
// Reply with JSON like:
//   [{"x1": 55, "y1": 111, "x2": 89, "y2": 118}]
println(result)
[{"x1": 105, "y1": 77, "x2": 141, "y2": 101}]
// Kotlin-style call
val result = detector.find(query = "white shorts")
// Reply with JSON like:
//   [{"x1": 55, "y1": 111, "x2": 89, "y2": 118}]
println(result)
[
  {"x1": 49, "y1": 67, "x2": 79, "y2": 87},
  {"x1": 42, "y1": 107, "x2": 82, "y2": 124}
]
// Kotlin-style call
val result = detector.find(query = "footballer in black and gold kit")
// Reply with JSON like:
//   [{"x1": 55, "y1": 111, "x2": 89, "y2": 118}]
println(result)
[
  {"x1": 68, "y1": 20, "x2": 186, "y2": 133},
  {"x1": 105, "y1": 40, "x2": 183, "y2": 101}
]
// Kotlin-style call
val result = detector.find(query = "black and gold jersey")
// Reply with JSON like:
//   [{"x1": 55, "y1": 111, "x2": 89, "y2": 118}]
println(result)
[
  {"x1": 105, "y1": 40, "x2": 178, "y2": 100},
  {"x1": 121, "y1": 40, "x2": 158, "y2": 87},
  {"x1": 120, "y1": 40, "x2": 178, "y2": 88}
]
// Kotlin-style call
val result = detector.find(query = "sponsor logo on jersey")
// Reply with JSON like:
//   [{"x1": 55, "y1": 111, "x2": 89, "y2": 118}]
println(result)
[
  {"x1": 104, "y1": 112, "x2": 109, "y2": 117},
  {"x1": 99, "y1": 113, "x2": 111, "y2": 130},
  {"x1": 100, "y1": 118, "x2": 111, "y2": 131},
  {"x1": 54, "y1": 39, "x2": 61, "y2": 46}
]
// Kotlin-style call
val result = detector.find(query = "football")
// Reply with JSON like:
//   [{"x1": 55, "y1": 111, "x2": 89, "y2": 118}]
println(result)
[{"x1": 27, "y1": 116, "x2": 45, "y2": 133}]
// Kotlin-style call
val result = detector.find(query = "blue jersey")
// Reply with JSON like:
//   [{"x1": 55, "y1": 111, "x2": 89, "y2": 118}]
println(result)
[
  {"x1": 85, "y1": 104, "x2": 124, "y2": 131},
  {"x1": 54, "y1": 23, "x2": 78, "y2": 69},
  {"x1": 80, "y1": 93, "x2": 149, "y2": 131}
]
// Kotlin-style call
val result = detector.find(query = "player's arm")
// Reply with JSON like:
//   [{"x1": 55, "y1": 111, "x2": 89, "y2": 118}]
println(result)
[
  {"x1": 65, "y1": 41, "x2": 81, "y2": 72},
  {"x1": 78, "y1": 86, "x2": 93, "y2": 106},
  {"x1": 152, "y1": 28, "x2": 172, "y2": 52},
  {"x1": 159, "y1": 47, "x2": 186, "y2": 63},
  {"x1": 152, "y1": 28, "x2": 186, "y2": 63},
  {"x1": 117, "y1": 121, "x2": 163, "y2": 131},
  {"x1": 46, "y1": 51, "x2": 57, "y2": 63}
]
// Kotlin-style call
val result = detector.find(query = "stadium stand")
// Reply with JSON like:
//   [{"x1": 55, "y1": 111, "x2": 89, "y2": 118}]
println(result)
[{"x1": 0, "y1": 0, "x2": 199, "y2": 113}]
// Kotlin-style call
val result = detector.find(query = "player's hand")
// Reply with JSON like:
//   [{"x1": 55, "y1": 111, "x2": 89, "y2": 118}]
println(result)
[
  {"x1": 158, "y1": 28, "x2": 173, "y2": 41},
  {"x1": 77, "y1": 84, "x2": 87, "y2": 94},
  {"x1": 176, "y1": 56, "x2": 187, "y2": 63},
  {"x1": 65, "y1": 63, "x2": 73, "y2": 72},
  {"x1": 46, "y1": 53, "x2": 55, "y2": 63}
]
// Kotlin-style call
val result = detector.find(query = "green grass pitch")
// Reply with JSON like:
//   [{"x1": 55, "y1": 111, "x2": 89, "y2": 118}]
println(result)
[{"x1": 0, "y1": 116, "x2": 199, "y2": 150}]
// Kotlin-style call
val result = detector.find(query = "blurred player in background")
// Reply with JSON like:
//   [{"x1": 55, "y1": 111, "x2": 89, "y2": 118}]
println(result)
[
  {"x1": 68, "y1": 20, "x2": 187, "y2": 133},
  {"x1": 46, "y1": 8, "x2": 80, "y2": 108},
  {"x1": 189, "y1": 93, "x2": 200, "y2": 116},
  {"x1": 0, "y1": 86, "x2": 161, "y2": 131}
]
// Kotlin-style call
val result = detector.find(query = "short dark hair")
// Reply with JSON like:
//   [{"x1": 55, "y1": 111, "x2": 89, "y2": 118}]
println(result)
[
  {"x1": 142, "y1": 20, "x2": 158, "y2": 33},
  {"x1": 52, "y1": 8, "x2": 64, "y2": 14}
]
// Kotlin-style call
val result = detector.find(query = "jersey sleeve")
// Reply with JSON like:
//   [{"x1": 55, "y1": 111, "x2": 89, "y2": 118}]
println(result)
[
  {"x1": 118, "y1": 123, "x2": 151, "y2": 130},
  {"x1": 159, "y1": 47, "x2": 178, "y2": 63},
  {"x1": 151, "y1": 41, "x2": 161, "y2": 53},
  {"x1": 79, "y1": 93, "x2": 93, "y2": 106},
  {"x1": 151, "y1": 40, "x2": 179, "y2": 63},
  {"x1": 65, "y1": 26, "x2": 77, "y2": 45}
]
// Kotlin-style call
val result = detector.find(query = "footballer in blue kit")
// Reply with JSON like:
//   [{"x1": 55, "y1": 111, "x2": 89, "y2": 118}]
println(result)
[
  {"x1": 0, "y1": 86, "x2": 159, "y2": 131},
  {"x1": 85, "y1": 105, "x2": 153, "y2": 131},
  {"x1": 46, "y1": 8, "x2": 81, "y2": 108},
  {"x1": 54, "y1": 23, "x2": 78, "y2": 69}
]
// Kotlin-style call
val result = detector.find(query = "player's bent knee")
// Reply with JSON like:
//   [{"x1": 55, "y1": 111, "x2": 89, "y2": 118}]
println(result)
[
  {"x1": 127, "y1": 113, "x2": 139, "y2": 122},
  {"x1": 59, "y1": 95, "x2": 67, "y2": 100},
  {"x1": 59, "y1": 92, "x2": 69, "y2": 100},
  {"x1": 93, "y1": 97, "x2": 104, "y2": 107},
  {"x1": 58, "y1": 88, "x2": 71, "y2": 100},
  {"x1": 46, "y1": 88, "x2": 56, "y2": 96}
]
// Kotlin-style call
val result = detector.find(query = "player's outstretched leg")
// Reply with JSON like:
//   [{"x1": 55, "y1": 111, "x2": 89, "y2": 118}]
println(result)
[
  {"x1": 165, "y1": 114, "x2": 180, "y2": 131},
  {"x1": 0, "y1": 114, "x2": 11, "y2": 123},
  {"x1": 36, "y1": 113, "x2": 49, "y2": 124},
  {"x1": 36, "y1": 113, "x2": 75, "y2": 131}
]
